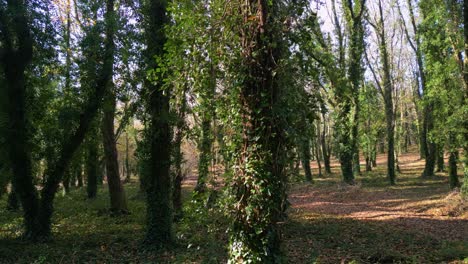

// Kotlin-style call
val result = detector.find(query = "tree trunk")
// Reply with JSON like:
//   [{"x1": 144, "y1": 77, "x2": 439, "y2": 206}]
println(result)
[
  {"x1": 436, "y1": 145, "x2": 445, "y2": 172},
  {"x1": 352, "y1": 103, "x2": 361, "y2": 175},
  {"x1": 172, "y1": 122, "x2": 184, "y2": 220},
  {"x1": 102, "y1": 91, "x2": 128, "y2": 214},
  {"x1": 125, "y1": 132, "x2": 131, "y2": 183},
  {"x1": 143, "y1": 0, "x2": 173, "y2": 246},
  {"x1": 422, "y1": 106, "x2": 436, "y2": 178},
  {"x1": 321, "y1": 113, "x2": 332, "y2": 174},
  {"x1": 385, "y1": 108, "x2": 396, "y2": 185},
  {"x1": 315, "y1": 137, "x2": 323, "y2": 178},
  {"x1": 372, "y1": 149, "x2": 377, "y2": 167},
  {"x1": 6, "y1": 187, "x2": 20, "y2": 211},
  {"x1": 195, "y1": 116, "x2": 211, "y2": 193},
  {"x1": 301, "y1": 139, "x2": 313, "y2": 182},
  {"x1": 86, "y1": 126, "x2": 99, "y2": 199},
  {"x1": 63, "y1": 170, "x2": 71, "y2": 194},
  {"x1": 365, "y1": 157, "x2": 372, "y2": 171},
  {"x1": 448, "y1": 150, "x2": 460, "y2": 189},
  {"x1": 173, "y1": 87, "x2": 187, "y2": 219},
  {"x1": 229, "y1": 2, "x2": 286, "y2": 261},
  {"x1": 1, "y1": 0, "x2": 41, "y2": 239}
]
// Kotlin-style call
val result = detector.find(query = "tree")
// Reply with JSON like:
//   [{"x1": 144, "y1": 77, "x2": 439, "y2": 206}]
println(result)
[
  {"x1": 101, "y1": 0, "x2": 130, "y2": 214},
  {"x1": 141, "y1": 0, "x2": 173, "y2": 246},
  {"x1": 226, "y1": 0, "x2": 291, "y2": 261},
  {"x1": 367, "y1": 0, "x2": 398, "y2": 184},
  {"x1": 301, "y1": 0, "x2": 366, "y2": 184},
  {"x1": 0, "y1": 0, "x2": 118, "y2": 240}
]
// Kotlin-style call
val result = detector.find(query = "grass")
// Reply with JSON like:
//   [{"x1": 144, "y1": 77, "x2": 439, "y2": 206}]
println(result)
[
  {"x1": 0, "y1": 151, "x2": 467, "y2": 263},
  {"x1": 0, "y1": 184, "x2": 229, "y2": 263}
]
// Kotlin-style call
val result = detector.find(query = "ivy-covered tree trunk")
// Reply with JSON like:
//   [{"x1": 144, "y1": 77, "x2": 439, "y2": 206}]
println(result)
[
  {"x1": 196, "y1": 64, "x2": 216, "y2": 193},
  {"x1": 228, "y1": 1, "x2": 287, "y2": 261},
  {"x1": 315, "y1": 137, "x2": 323, "y2": 177},
  {"x1": 372, "y1": 149, "x2": 377, "y2": 167},
  {"x1": 86, "y1": 126, "x2": 99, "y2": 199},
  {"x1": 6, "y1": 187, "x2": 20, "y2": 211},
  {"x1": 143, "y1": 0, "x2": 173, "y2": 246},
  {"x1": 173, "y1": 86, "x2": 187, "y2": 219},
  {"x1": 436, "y1": 145, "x2": 445, "y2": 172},
  {"x1": 172, "y1": 121, "x2": 184, "y2": 219},
  {"x1": 125, "y1": 132, "x2": 131, "y2": 183},
  {"x1": 76, "y1": 154, "x2": 84, "y2": 187},
  {"x1": 352, "y1": 105, "x2": 361, "y2": 175},
  {"x1": 422, "y1": 106, "x2": 436, "y2": 178},
  {"x1": 336, "y1": 0, "x2": 366, "y2": 185},
  {"x1": 102, "y1": 90, "x2": 128, "y2": 213},
  {"x1": 448, "y1": 149, "x2": 459, "y2": 189},
  {"x1": 1, "y1": 0, "x2": 41, "y2": 239},
  {"x1": 195, "y1": 114, "x2": 212, "y2": 193},
  {"x1": 300, "y1": 139, "x2": 313, "y2": 182},
  {"x1": 63, "y1": 170, "x2": 71, "y2": 194},
  {"x1": 374, "y1": 0, "x2": 396, "y2": 185}
]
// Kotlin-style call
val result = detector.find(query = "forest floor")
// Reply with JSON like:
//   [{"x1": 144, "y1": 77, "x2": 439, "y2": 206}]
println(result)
[
  {"x1": 0, "y1": 151, "x2": 467, "y2": 263},
  {"x1": 285, "y1": 151, "x2": 467, "y2": 263}
]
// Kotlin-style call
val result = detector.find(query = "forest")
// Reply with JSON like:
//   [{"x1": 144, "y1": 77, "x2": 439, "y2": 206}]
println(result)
[{"x1": 0, "y1": 0, "x2": 467, "y2": 263}]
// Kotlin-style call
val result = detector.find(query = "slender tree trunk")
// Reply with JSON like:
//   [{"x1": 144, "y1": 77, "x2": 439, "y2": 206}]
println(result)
[
  {"x1": 86, "y1": 126, "x2": 99, "y2": 199},
  {"x1": 448, "y1": 150, "x2": 460, "y2": 189},
  {"x1": 301, "y1": 139, "x2": 313, "y2": 182},
  {"x1": 352, "y1": 103, "x2": 361, "y2": 175},
  {"x1": 372, "y1": 148, "x2": 377, "y2": 167},
  {"x1": 372, "y1": 0, "x2": 395, "y2": 184},
  {"x1": 77, "y1": 170, "x2": 83, "y2": 187},
  {"x1": 436, "y1": 145, "x2": 445, "y2": 172},
  {"x1": 102, "y1": 90, "x2": 128, "y2": 213},
  {"x1": 422, "y1": 106, "x2": 436, "y2": 178},
  {"x1": 195, "y1": 64, "x2": 216, "y2": 193},
  {"x1": 172, "y1": 122, "x2": 184, "y2": 219},
  {"x1": 321, "y1": 113, "x2": 332, "y2": 174},
  {"x1": 195, "y1": 116, "x2": 211, "y2": 193},
  {"x1": 63, "y1": 170, "x2": 71, "y2": 194},
  {"x1": 172, "y1": 86, "x2": 187, "y2": 220},
  {"x1": 315, "y1": 136, "x2": 323, "y2": 178},
  {"x1": 125, "y1": 132, "x2": 130, "y2": 183},
  {"x1": 366, "y1": 156, "x2": 372, "y2": 171},
  {"x1": 6, "y1": 187, "x2": 20, "y2": 211}
]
